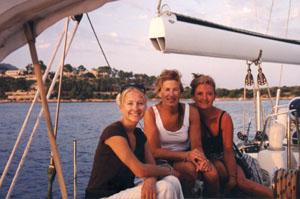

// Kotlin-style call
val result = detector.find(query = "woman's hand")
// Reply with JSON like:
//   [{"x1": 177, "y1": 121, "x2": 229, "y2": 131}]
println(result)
[
  {"x1": 195, "y1": 159, "x2": 211, "y2": 172},
  {"x1": 187, "y1": 149, "x2": 211, "y2": 172},
  {"x1": 141, "y1": 177, "x2": 157, "y2": 199}
]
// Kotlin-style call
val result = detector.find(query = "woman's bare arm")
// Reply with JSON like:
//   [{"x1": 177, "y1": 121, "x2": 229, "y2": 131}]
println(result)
[
  {"x1": 105, "y1": 136, "x2": 173, "y2": 178},
  {"x1": 222, "y1": 113, "x2": 237, "y2": 188}
]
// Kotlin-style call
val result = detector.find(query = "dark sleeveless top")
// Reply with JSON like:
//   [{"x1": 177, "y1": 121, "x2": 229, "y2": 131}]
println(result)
[
  {"x1": 201, "y1": 111, "x2": 226, "y2": 155},
  {"x1": 86, "y1": 121, "x2": 147, "y2": 198}
]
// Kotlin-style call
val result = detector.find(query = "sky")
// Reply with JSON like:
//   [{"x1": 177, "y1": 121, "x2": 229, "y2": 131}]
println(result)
[{"x1": 2, "y1": 0, "x2": 300, "y2": 89}]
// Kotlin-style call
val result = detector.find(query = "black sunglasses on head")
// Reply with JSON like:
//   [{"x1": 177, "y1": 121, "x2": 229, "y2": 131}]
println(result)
[{"x1": 120, "y1": 84, "x2": 146, "y2": 94}]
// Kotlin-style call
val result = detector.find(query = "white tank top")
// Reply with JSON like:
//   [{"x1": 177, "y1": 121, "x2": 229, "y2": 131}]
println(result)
[{"x1": 152, "y1": 103, "x2": 190, "y2": 151}]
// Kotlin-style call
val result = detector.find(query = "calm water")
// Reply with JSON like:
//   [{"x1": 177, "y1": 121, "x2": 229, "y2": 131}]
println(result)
[{"x1": 0, "y1": 100, "x2": 288, "y2": 198}]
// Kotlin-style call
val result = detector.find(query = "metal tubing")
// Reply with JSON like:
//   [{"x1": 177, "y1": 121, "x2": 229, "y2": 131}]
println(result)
[
  {"x1": 259, "y1": 111, "x2": 290, "y2": 150},
  {"x1": 257, "y1": 90, "x2": 262, "y2": 131},
  {"x1": 295, "y1": 112, "x2": 300, "y2": 168},
  {"x1": 286, "y1": 110, "x2": 297, "y2": 169},
  {"x1": 287, "y1": 111, "x2": 291, "y2": 169},
  {"x1": 23, "y1": 23, "x2": 67, "y2": 199},
  {"x1": 47, "y1": 17, "x2": 70, "y2": 199},
  {"x1": 0, "y1": 28, "x2": 65, "y2": 190},
  {"x1": 274, "y1": 89, "x2": 281, "y2": 115},
  {"x1": 54, "y1": 17, "x2": 69, "y2": 138},
  {"x1": 73, "y1": 139, "x2": 77, "y2": 199},
  {"x1": 6, "y1": 20, "x2": 79, "y2": 198},
  {"x1": 6, "y1": 44, "x2": 68, "y2": 199}
]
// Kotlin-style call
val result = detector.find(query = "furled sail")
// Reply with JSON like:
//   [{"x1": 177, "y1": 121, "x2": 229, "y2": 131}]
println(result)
[
  {"x1": 149, "y1": 12, "x2": 300, "y2": 65},
  {"x1": 0, "y1": 0, "x2": 116, "y2": 62}
]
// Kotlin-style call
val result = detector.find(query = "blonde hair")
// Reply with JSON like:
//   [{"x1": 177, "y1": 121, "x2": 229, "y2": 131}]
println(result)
[
  {"x1": 155, "y1": 69, "x2": 184, "y2": 93},
  {"x1": 190, "y1": 73, "x2": 216, "y2": 96},
  {"x1": 116, "y1": 87, "x2": 147, "y2": 106}
]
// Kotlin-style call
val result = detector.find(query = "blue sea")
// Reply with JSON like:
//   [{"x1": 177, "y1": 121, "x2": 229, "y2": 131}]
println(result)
[{"x1": 0, "y1": 100, "x2": 288, "y2": 198}]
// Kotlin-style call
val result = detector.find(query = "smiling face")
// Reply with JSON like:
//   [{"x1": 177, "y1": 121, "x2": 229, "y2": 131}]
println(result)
[
  {"x1": 192, "y1": 84, "x2": 215, "y2": 110},
  {"x1": 158, "y1": 80, "x2": 181, "y2": 106},
  {"x1": 119, "y1": 89, "x2": 147, "y2": 125}
]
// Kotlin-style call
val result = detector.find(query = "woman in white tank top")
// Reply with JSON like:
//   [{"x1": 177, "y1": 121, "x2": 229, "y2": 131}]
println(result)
[{"x1": 144, "y1": 69, "x2": 220, "y2": 198}]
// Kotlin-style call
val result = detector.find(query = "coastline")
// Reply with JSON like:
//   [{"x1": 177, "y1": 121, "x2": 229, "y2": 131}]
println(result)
[{"x1": 0, "y1": 97, "x2": 293, "y2": 103}]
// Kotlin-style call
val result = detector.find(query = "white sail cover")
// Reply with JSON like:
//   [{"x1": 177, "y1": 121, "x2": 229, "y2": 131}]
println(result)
[
  {"x1": 149, "y1": 12, "x2": 300, "y2": 65},
  {"x1": 0, "y1": 0, "x2": 116, "y2": 62}
]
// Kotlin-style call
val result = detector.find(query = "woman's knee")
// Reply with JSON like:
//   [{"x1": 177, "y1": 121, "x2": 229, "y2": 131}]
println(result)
[
  {"x1": 203, "y1": 164, "x2": 219, "y2": 183},
  {"x1": 173, "y1": 162, "x2": 198, "y2": 179}
]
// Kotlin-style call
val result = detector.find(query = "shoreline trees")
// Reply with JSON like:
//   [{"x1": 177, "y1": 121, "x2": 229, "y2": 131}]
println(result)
[{"x1": 0, "y1": 63, "x2": 299, "y2": 100}]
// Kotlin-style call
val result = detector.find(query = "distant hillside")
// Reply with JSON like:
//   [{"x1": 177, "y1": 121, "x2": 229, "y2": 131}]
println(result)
[{"x1": 0, "y1": 63, "x2": 19, "y2": 70}]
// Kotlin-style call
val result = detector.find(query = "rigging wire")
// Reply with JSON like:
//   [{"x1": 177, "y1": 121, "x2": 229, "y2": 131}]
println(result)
[
  {"x1": 279, "y1": 0, "x2": 292, "y2": 87},
  {"x1": 86, "y1": 12, "x2": 118, "y2": 94},
  {"x1": 254, "y1": 1, "x2": 276, "y2": 127},
  {"x1": 54, "y1": 18, "x2": 69, "y2": 139},
  {"x1": 263, "y1": 0, "x2": 275, "y2": 110},
  {"x1": 254, "y1": 0, "x2": 258, "y2": 32},
  {"x1": 86, "y1": 12, "x2": 111, "y2": 68},
  {"x1": 265, "y1": 0, "x2": 274, "y2": 34}
]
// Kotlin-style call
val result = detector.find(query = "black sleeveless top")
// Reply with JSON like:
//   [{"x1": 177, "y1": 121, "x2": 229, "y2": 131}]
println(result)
[
  {"x1": 201, "y1": 111, "x2": 226, "y2": 155},
  {"x1": 86, "y1": 121, "x2": 147, "y2": 198}
]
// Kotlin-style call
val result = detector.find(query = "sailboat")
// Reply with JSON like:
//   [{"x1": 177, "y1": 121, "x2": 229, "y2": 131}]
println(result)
[
  {"x1": 0, "y1": 1, "x2": 116, "y2": 198},
  {"x1": 149, "y1": 1, "x2": 300, "y2": 198},
  {"x1": 0, "y1": 0, "x2": 299, "y2": 198}
]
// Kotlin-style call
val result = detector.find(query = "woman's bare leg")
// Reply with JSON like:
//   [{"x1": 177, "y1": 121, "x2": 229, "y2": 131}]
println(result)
[
  {"x1": 236, "y1": 165, "x2": 273, "y2": 198},
  {"x1": 202, "y1": 162, "x2": 220, "y2": 198},
  {"x1": 173, "y1": 161, "x2": 198, "y2": 198},
  {"x1": 211, "y1": 159, "x2": 228, "y2": 194}
]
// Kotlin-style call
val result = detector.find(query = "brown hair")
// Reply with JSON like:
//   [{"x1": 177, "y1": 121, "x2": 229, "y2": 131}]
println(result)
[
  {"x1": 190, "y1": 73, "x2": 216, "y2": 96},
  {"x1": 155, "y1": 69, "x2": 184, "y2": 93}
]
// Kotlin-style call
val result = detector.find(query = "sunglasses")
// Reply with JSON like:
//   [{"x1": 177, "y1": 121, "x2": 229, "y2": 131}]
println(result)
[{"x1": 120, "y1": 84, "x2": 146, "y2": 94}]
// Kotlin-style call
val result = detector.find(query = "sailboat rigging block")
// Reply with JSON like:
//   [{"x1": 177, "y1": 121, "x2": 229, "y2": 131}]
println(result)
[
  {"x1": 257, "y1": 69, "x2": 267, "y2": 86},
  {"x1": 149, "y1": 12, "x2": 300, "y2": 65},
  {"x1": 245, "y1": 62, "x2": 254, "y2": 86}
]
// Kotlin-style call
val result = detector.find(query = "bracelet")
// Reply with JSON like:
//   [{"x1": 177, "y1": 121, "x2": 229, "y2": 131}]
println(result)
[
  {"x1": 184, "y1": 151, "x2": 189, "y2": 162},
  {"x1": 165, "y1": 165, "x2": 174, "y2": 175}
]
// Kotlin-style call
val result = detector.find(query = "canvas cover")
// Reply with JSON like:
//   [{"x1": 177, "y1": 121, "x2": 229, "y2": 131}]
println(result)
[{"x1": 0, "y1": 0, "x2": 116, "y2": 62}]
